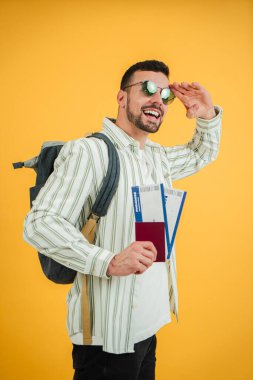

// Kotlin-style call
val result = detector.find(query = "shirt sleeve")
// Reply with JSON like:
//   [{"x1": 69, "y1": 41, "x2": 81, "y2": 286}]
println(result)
[
  {"x1": 23, "y1": 138, "x2": 116, "y2": 279},
  {"x1": 162, "y1": 105, "x2": 223, "y2": 181}
]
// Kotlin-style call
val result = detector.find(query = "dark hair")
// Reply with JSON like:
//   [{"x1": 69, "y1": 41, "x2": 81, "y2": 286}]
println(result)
[{"x1": 120, "y1": 60, "x2": 169, "y2": 90}]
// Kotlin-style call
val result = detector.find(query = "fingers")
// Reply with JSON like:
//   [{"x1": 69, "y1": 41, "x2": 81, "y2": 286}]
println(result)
[
  {"x1": 136, "y1": 253, "x2": 154, "y2": 268},
  {"x1": 172, "y1": 82, "x2": 191, "y2": 93},
  {"x1": 169, "y1": 81, "x2": 205, "y2": 111},
  {"x1": 129, "y1": 241, "x2": 158, "y2": 273},
  {"x1": 170, "y1": 81, "x2": 203, "y2": 89},
  {"x1": 170, "y1": 81, "x2": 203, "y2": 95},
  {"x1": 169, "y1": 83, "x2": 194, "y2": 106},
  {"x1": 135, "y1": 262, "x2": 148, "y2": 275},
  {"x1": 170, "y1": 82, "x2": 195, "y2": 96},
  {"x1": 136, "y1": 241, "x2": 157, "y2": 260},
  {"x1": 133, "y1": 242, "x2": 157, "y2": 270},
  {"x1": 169, "y1": 82, "x2": 186, "y2": 95},
  {"x1": 181, "y1": 81, "x2": 204, "y2": 91},
  {"x1": 169, "y1": 84, "x2": 186, "y2": 102},
  {"x1": 191, "y1": 82, "x2": 204, "y2": 90}
]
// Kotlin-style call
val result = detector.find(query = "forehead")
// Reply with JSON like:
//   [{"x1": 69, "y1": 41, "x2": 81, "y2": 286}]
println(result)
[{"x1": 130, "y1": 70, "x2": 169, "y2": 88}]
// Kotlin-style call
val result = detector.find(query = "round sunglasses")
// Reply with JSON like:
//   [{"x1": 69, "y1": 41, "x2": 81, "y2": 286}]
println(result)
[{"x1": 123, "y1": 80, "x2": 175, "y2": 105}]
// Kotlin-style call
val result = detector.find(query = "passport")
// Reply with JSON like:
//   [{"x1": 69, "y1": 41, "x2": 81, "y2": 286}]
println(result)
[{"x1": 135, "y1": 222, "x2": 165, "y2": 262}]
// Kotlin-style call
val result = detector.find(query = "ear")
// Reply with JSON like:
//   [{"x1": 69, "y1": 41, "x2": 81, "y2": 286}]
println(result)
[{"x1": 117, "y1": 89, "x2": 127, "y2": 108}]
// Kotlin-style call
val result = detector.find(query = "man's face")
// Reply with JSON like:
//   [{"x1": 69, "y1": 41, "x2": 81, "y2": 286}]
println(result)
[{"x1": 124, "y1": 70, "x2": 170, "y2": 134}]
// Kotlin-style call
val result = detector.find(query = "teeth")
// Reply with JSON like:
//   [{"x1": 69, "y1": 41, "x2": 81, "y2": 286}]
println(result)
[{"x1": 143, "y1": 110, "x2": 159, "y2": 118}]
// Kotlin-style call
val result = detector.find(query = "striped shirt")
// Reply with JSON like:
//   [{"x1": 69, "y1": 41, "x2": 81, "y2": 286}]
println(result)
[{"x1": 23, "y1": 105, "x2": 222, "y2": 354}]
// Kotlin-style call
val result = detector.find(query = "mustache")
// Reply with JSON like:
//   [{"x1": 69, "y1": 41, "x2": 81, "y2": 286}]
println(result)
[{"x1": 141, "y1": 104, "x2": 164, "y2": 116}]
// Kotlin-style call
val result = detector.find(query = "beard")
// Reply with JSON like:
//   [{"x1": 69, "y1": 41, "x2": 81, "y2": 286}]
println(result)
[{"x1": 126, "y1": 101, "x2": 163, "y2": 133}]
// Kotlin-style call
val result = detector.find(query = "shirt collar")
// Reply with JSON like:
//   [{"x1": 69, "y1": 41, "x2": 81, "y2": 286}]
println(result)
[{"x1": 102, "y1": 117, "x2": 160, "y2": 150}]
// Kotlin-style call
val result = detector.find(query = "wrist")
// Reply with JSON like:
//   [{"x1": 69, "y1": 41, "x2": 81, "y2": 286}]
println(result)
[
  {"x1": 198, "y1": 106, "x2": 216, "y2": 120},
  {"x1": 106, "y1": 255, "x2": 117, "y2": 276}
]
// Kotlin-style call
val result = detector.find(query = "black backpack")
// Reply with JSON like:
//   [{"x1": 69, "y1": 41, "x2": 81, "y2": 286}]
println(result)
[{"x1": 13, "y1": 133, "x2": 120, "y2": 284}]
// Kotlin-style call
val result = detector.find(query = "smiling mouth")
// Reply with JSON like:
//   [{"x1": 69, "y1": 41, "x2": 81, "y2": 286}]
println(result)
[{"x1": 142, "y1": 109, "x2": 161, "y2": 122}]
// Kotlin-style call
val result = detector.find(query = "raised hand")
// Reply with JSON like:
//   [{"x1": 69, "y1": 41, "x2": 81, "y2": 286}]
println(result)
[{"x1": 169, "y1": 81, "x2": 216, "y2": 120}]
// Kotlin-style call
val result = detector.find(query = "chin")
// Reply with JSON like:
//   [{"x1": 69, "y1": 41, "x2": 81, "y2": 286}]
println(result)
[
  {"x1": 137, "y1": 122, "x2": 160, "y2": 134},
  {"x1": 143, "y1": 118, "x2": 162, "y2": 132}
]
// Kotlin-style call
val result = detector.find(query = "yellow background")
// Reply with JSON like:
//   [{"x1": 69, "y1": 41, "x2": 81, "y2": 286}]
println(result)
[{"x1": 0, "y1": 0, "x2": 252, "y2": 379}]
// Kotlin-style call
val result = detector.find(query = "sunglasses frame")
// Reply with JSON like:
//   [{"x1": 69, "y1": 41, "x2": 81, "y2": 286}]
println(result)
[{"x1": 123, "y1": 80, "x2": 175, "y2": 105}]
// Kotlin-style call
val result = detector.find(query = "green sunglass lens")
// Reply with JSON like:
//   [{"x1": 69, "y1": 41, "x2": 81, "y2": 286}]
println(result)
[
  {"x1": 161, "y1": 88, "x2": 170, "y2": 100},
  {"x1": 162, "y1": 88, "x2": 175, "y2": 104},
  {"x1": 144, "y1": 81, "x2": 157, "y2": 95}
]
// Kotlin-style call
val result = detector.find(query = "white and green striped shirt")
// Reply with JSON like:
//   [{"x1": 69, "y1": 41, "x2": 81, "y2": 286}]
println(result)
[{"x1": 23, "y1": 106, "x2": 222, "y2": 354}]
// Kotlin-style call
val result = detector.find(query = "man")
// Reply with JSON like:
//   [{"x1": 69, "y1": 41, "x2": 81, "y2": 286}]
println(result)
[{"x1": 23, "y1": 60, "x2": 222, "y2": 380}]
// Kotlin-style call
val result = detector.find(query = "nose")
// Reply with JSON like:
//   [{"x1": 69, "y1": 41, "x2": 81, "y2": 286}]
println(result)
[{"x1": 150, "y1": 90, "x2": 163, "y2": 106}]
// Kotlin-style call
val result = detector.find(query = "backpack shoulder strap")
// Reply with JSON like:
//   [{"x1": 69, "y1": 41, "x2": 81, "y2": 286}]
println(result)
[{"x1": 87, "y1": 132, "x2": 120, "y2": 217}]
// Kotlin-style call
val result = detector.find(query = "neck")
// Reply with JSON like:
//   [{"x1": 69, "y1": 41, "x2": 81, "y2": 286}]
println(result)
[{"x1": 115, "y1": 114, "x2": 148, "y2": 150}]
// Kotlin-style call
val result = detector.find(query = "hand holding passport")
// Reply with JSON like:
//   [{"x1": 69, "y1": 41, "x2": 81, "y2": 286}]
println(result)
[
  {"x1": 107, "y1": 240, "x2": 157, "y2": 276},
  {"x1": 132, "y1": 184, "x2": 187, "y2": 261}
]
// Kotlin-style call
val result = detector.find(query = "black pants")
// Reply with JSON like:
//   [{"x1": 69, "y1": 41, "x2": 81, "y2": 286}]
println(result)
[{"x1": 72, "y1": 335, "x2": 157, "y2": 380}]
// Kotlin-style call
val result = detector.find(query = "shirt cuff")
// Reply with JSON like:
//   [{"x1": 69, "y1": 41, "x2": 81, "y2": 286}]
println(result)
[
  {"x1": 196, "y1": 105, "x2": 223, "y2": 130},
  {"x1": 84, "y1": 245, "x2": 116, "y2": 279}
]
